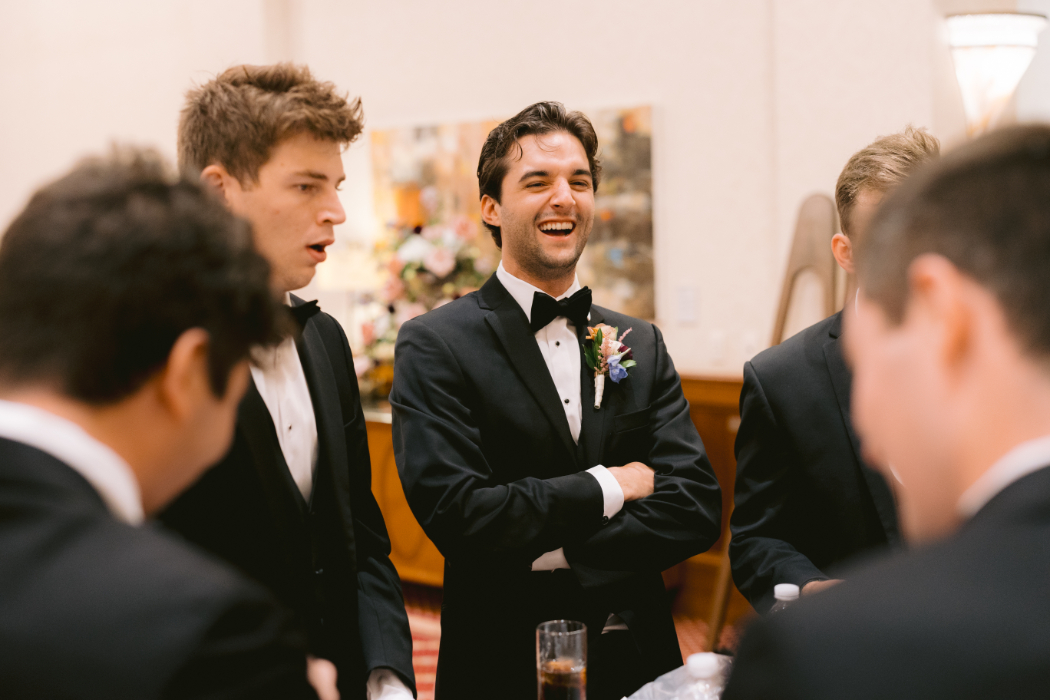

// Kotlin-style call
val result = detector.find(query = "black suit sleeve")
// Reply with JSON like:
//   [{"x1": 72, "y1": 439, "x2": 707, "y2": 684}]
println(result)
[
  {"x1": 391, "y1": 319, "x2": 605, "y2": 565},
  {"x1": 163, "y1": 591, "x2": 318, "y2": 700},
  {"x1": 730, "y1": 361, "x2": 828, "y2": 612},
  {"x1": 324, "y1": 318, "x2": 416, "y2": 692},
  {"x1": 564, "y1": 324, "x2": 722, "y2": 583}
]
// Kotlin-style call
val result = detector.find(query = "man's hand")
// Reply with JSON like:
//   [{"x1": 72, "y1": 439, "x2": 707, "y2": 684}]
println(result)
[
  {"x1": 607, "y1": 462, "x2": 655, "y2": 502},
  {"x1": 307, "y1": 656, "x2": 340, "y2": 700},
  {"x1": 802, "y1": 578, "x2": 843, "y2": 596}
]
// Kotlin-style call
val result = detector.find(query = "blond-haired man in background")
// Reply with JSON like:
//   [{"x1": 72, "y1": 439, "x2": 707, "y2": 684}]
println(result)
[{"x1": 730, "y1": 127, "x2": 939, "y2": 613}]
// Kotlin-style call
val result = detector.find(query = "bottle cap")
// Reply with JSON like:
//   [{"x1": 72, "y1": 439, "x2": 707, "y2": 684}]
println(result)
[
  {"x1": 774, "y1": 583, "x2": 800, "y2": 601},
  {"x1": 686, "y1": 652, "x2": 721, "y2": 679}
]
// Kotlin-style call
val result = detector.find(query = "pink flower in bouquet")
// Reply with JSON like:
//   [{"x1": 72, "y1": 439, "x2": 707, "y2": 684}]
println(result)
[
  {"x1": 424, "y1": 246, "x2": 457, "y2": 278},
  {"x1": 361, "y1": 321, "x2": 376, "y2": 346},
  {"x1": 601, "y1": 334, "x2": 623, "y2": 360},
  {"x1": 395, "y1": 302, "x2": 427, "y2": 327},
  {"x1": 387, "y1": 255, "x2": 405, "y2": 276},
  {"x1": 452, "y1": 215, "x2": 476, "y2": 242},
  {"x1": 421, "y1": 225, "x2": 444, "y2": 242},
  {"x1": 381, "y1": 276, "x2": 405, "y2": 303}
]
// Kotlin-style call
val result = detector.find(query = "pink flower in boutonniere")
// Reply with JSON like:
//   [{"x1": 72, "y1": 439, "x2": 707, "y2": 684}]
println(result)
[{"x1": 583, "y1": 325, "x2": 637, "y2": 409}]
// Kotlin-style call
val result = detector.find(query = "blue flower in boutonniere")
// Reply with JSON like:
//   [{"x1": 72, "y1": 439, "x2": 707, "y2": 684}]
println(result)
[{"x1": 583, "y1": 324, "x2": 637, "y2": 409}]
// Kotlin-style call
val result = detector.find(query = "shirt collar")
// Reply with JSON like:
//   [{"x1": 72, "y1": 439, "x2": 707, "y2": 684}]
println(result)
[
  {"x1": 0, "y1": 399, "x2": 144, "y2": 524},
  {"x1": 958, "y1": 433, "x2": 1050, "y2": 518},
  {"x1": 496, "y1": 261, "x2": 581, "y2": 324}
]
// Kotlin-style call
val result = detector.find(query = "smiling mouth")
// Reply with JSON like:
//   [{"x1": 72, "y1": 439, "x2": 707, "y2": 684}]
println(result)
[
  {"x1": 538, "y1": 222, "x2": 575, "y2": 236},
  {"x1": 308, "y1": 244, "x2": 327, "y2": 253}
]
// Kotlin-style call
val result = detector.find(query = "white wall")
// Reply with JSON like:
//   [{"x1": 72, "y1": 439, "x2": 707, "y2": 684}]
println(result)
[{"x1": 5, "y1": 1, "x2": 1047, "y2": 377}]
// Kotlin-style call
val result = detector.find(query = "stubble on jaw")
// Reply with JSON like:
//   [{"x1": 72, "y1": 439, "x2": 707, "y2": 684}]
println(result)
[{"x1": 503, "y1": 213, "x2": 592, "y2": 283}]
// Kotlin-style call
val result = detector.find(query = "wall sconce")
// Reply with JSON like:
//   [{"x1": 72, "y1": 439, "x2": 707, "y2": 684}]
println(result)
[{"x1": 947, "y1": 12, "x2": 1047, "y2": 135}]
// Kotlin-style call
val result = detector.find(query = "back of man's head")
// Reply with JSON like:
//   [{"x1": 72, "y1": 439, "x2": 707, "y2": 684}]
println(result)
[
  {"x1": 836, "y1": 126, "x2": 941, "y2": 236},
  {"x1": 178, "y1": 62, "x2": 364, "y2": 183},
  {"x1": 0, "y1": 148, "x2": 281, "y2": 404},
  {"x1": 858, "y1": 124, "x2": 1050, "y2": 358}
]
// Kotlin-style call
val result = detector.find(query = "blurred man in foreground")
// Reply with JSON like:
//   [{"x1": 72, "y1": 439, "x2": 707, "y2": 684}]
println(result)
[
  {"x1": 0, "y1": 150, "x2": 330, "y2": 698},
  {"x1": 724, "y1": 125, "x2": 1050, "y2": 698},
  {"x1": 160, "y1": 63, "x2": 415, "y2": 700},
  {"x1": 731, "y1": 127, "x2": 938, "y2": 612}
]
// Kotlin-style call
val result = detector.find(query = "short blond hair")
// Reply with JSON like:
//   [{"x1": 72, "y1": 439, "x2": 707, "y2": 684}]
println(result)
[
  {"x1": 836, "y1": 126, "x2": 940, "y2": 236},
  {"x1": 178, "y1": 63, "x2": 363, "y2": 183}
]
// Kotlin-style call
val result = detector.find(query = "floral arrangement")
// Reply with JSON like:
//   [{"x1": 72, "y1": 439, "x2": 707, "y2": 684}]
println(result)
[
  {"x1": 583, "y1": 324, "x2": 635, "y2": 408},
  {"x1": 357, "y1": 200, "x2": 494, "y2": 399}
]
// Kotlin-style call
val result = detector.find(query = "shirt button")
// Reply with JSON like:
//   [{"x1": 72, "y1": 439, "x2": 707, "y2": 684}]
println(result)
[
  {"x1": 602, "y1": 516, "x2": 610, "y2": 525},
  {"x1": 556, "y1": 341, "x2": 560, "y2": 346},
  {"x1": 564, "y1": 398, "x2": 569, "y2": 404}
]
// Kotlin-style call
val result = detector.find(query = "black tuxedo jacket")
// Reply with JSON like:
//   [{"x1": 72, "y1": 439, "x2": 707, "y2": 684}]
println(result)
[
  {"x1": 159, "y1": 299, "x2": 414, "y2": 699},
  {"x1": 0, "y1": 438, "x2": 316, "y2": 700},
  {"x1": 724, "y1": 464, "x2": 1050, "y2": 700},
  {"x1": 390, "y1": 274, "x2": 722, "y2": 699},
  {"x1": 730, "y1": 311, "x2": 900, "y2": 612}
]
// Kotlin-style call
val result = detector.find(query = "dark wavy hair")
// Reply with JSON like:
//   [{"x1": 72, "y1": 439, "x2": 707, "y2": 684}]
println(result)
[
  {"x1": 0, "y1": 147, "x2": 285, "y2": 403},
  {"x1": 477, "y1": 101, "x2": 602, "y2": 248}
]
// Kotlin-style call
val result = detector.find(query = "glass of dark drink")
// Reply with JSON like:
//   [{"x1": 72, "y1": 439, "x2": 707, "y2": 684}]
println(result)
[{"x1": 537, "y1": 620, "x2": 586, "y2": 700}]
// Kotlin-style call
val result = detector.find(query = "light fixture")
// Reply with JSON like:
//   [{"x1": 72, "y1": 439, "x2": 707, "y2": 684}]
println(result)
[{"x1": 947, "y1": 12, "x2": 1048, "y2": 135}]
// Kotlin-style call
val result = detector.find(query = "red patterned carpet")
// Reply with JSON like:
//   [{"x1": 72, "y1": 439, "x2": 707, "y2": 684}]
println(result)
[{"x1": 403, "y1": 585, "x2": 741, "y2": 700}]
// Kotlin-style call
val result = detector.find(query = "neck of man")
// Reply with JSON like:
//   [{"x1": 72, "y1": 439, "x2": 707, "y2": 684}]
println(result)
[
  {"x1": 0, "y1": 386, "x2": 158, "y2": 512},
  {"x1": 501, "y1": 257, "x2": 576, "y2": 298}
]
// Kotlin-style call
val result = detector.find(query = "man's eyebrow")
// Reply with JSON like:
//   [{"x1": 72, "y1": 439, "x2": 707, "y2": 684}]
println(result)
[
  {"x1": 518, "y1": 170, "x2": 549, "y2": 182},
  {"x1": 291, "y1": 170, "x2": 342, "y2": 182},
  {"x1": 572, "y1": 169, "x2": 592, "y2": 178}
]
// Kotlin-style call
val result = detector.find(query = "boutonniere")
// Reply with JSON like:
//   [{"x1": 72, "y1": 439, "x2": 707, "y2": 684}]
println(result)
[{"x1": 583, "y1": 324, "x2": 636, "y2": 409}]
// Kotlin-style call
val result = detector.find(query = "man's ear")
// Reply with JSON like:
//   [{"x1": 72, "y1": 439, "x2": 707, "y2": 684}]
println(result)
[
  {"x1": 907, "y1": 254, "x2": 971, "y2": 373},
  {"x1": 199, "y1": 164, "x2": 234, "y2": 205},
  {"x1": 480, "y1": 194, "x2": 501, "y2": 229},
  {"x1": 832, "y1": 232, "x2": 854, "y2": 274},
  {"x1": 156, "y1": 328, "x2": 213, "y2": 422}
]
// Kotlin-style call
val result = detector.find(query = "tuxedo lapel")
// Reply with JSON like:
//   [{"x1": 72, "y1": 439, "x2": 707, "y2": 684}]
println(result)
[
  {"x1": 578, "y1": 308, "x2": 612, "y2": 468},
  {"x1": 295, "y1": 315, "x2": 358, "y2": 569},
  {"x1": 823, "y1": 313, "x2": 900, "y2": 544},
  {"x1": 480, "y1": 276, "x2": 577, "y2": 464},
  {"x1": 237, "y1": 380, "x2": 307, "y2": 542}
]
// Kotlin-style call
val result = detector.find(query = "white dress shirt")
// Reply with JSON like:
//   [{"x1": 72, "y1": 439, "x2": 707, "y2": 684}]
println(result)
[
  {"x1": 0, "y1": 399, "x2": 143, "y2": 525},
  {"x1": 496, "y1": 264, "x2": 628, "y2": 632},
  {"x1": 958, "y1": 434, "x2": 1050, "y2": 518},
  {"x1": 250, "y1": 299, "x2": 412, "y2": 700}
]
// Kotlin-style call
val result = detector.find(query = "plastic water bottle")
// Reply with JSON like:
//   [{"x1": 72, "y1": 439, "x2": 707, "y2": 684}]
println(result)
[
  {"x1": 767, "y1": 583, "x2": 800, "y2": 615},
  {"x1": 679, "y1": 653, "x2": 724, "y2": 699}
]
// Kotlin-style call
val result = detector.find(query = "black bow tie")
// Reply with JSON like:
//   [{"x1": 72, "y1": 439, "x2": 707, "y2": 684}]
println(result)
[
  {"x1": 290, "y1": 299, "x2": 321, "y2": 331},
  {"x1": 530, "y1": 287, "x2": 592, "y2": 333}
]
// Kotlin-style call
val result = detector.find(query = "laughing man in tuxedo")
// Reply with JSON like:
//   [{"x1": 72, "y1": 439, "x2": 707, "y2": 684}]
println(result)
[
  {"x1": 159, "y1": 64, "x2": 415, "y2": 700},
  {"x1": 730, "y1": 127, "x2": 939, "y2": 612},
  {"x1": 724, "y1": 124, "x2": 1050, "y2": 699},
  {"x1": 391, "y1": 102, "x2": 722, "y2": 700},
  {"x1": 0, "y1": 150, "x2": 327, "y2": 699}
]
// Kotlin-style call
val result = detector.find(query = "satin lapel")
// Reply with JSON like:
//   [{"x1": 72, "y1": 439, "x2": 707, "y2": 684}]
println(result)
[
  {"x1": 578, "y1": 308, "x2": 612, "y2": 468},
  {"x1": 823, "y1": 317, "x2": 901, "y2": 543},
  {"x1": 295, "y1": 319, "x2": 358, "y2": 566},
  {"x1": 237, "y1": 379, "x2": 306, "y2": 535},
  {"x1": 483, "y1": 284, "x2": 577, "y2": 464}
]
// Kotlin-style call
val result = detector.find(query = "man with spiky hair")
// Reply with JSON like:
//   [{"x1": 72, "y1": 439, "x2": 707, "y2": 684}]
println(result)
[
  {"x1": 160, "y1": 64, "x2": 415, "y2": 700},
  {"x1": 392, "y1": 102, "x2": 722, "y2": 700}
]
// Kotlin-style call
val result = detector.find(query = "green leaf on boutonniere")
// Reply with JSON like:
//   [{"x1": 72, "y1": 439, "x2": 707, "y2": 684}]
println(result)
[
  {"x1": 584, "y1": 343, "x2": 598, "y2": 370},
  {"x1": 620, "y1": 359, "x2": 637, "y2": 369}
]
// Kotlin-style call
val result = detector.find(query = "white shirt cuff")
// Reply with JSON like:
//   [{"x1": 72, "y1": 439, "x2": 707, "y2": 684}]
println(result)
[
  {"x1": 531, "y1": 548, "x2": 570, "y2": 571},
  {"x1": 587, "y1": 465, "x2": 625, "y2": 520},
  {"x1": 366, "y1": 668, "x2": 413, "y2": 700}
]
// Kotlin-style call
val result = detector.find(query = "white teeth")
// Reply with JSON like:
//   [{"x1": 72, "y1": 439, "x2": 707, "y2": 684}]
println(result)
[{"x1": 539, "y1": 222, "x2": 574, "y2": 232}]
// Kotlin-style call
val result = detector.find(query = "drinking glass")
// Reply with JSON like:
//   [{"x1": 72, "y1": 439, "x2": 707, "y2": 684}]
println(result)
[{"x1": 536, "y1": 619, "x2": 587, "y2": 700}]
